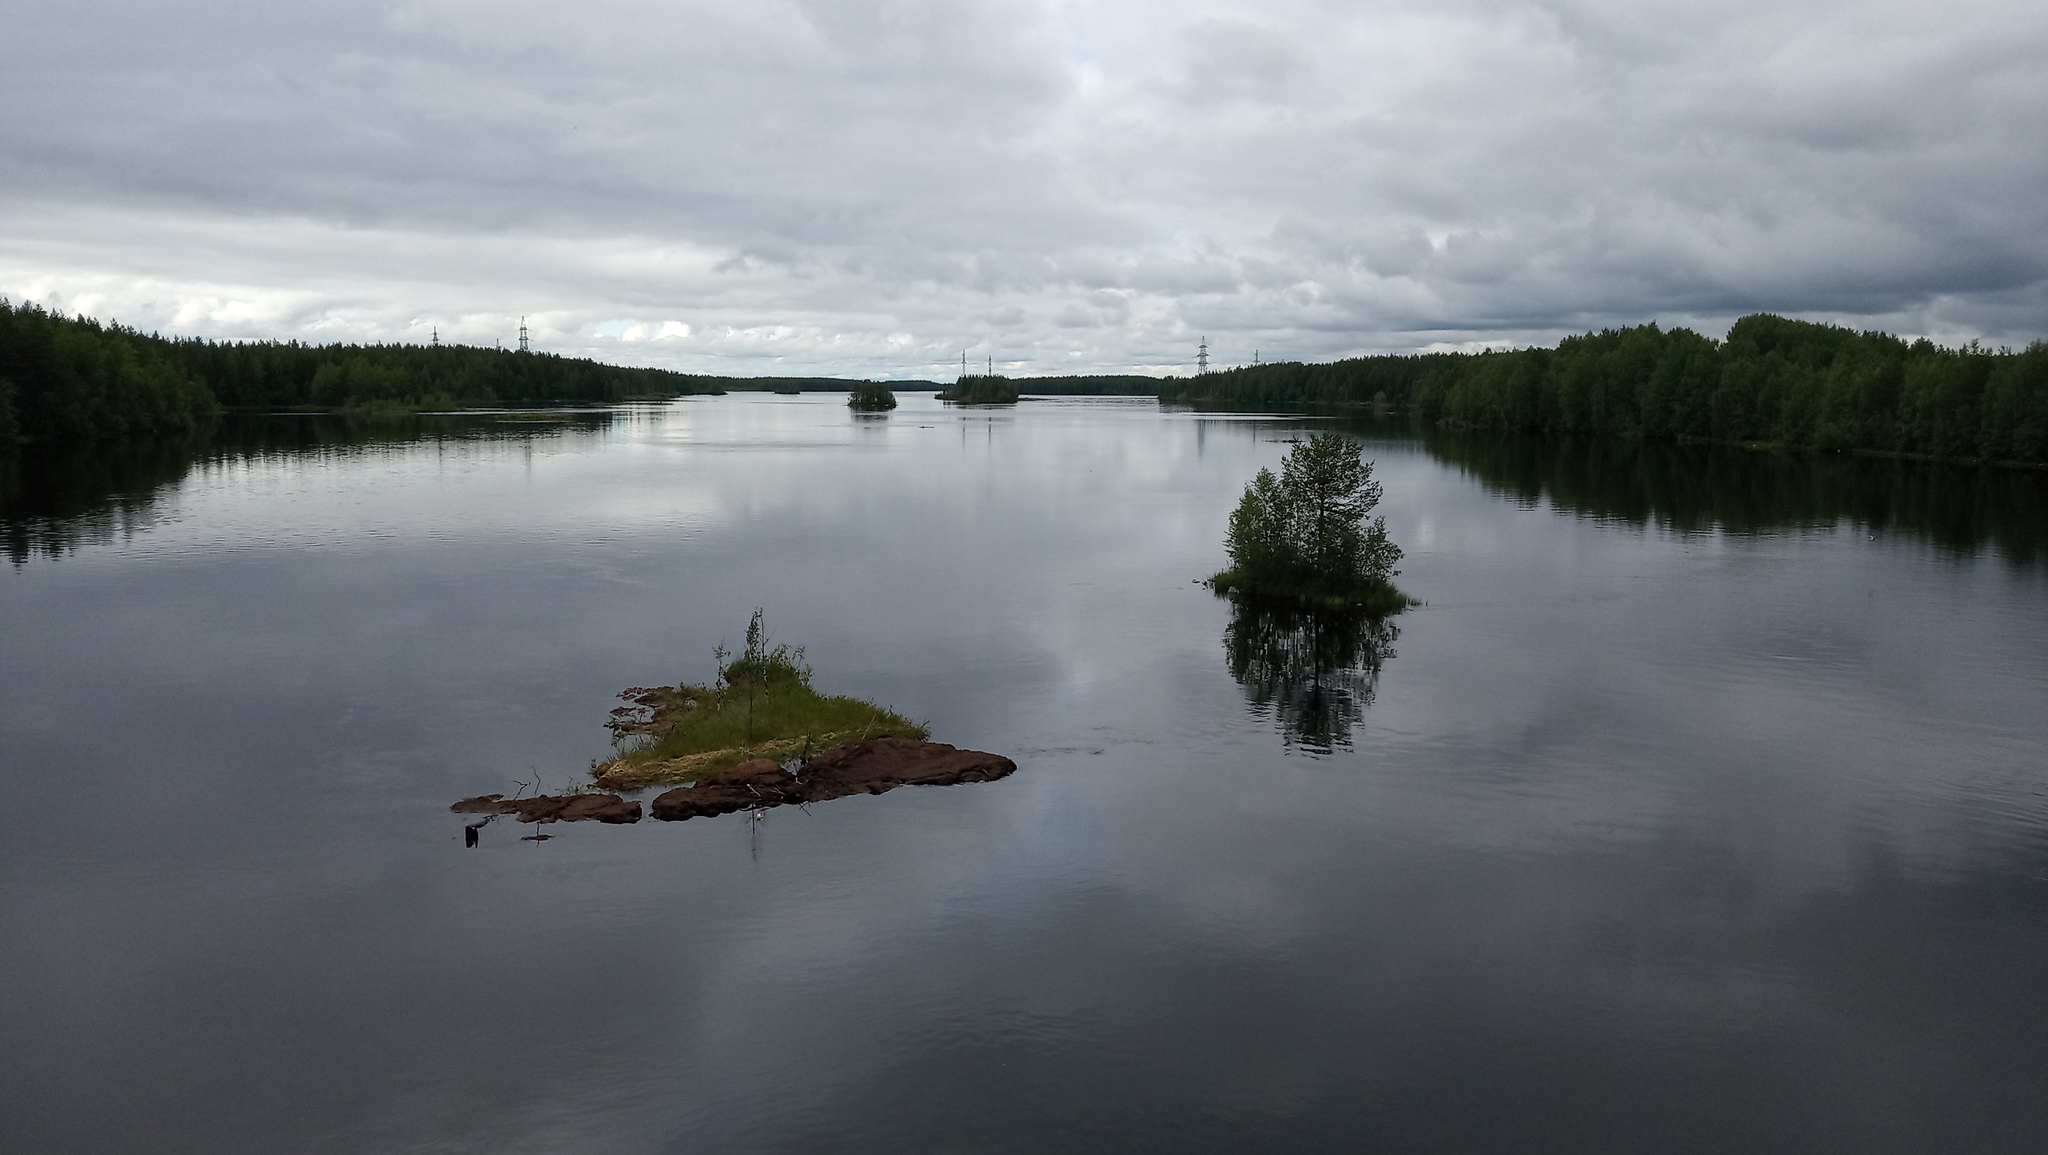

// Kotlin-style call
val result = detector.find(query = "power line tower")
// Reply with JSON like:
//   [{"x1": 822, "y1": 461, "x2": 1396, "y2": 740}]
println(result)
[
  {"x1": 431, "y1": 326, "x2": 439, "y2": 347},
  {"x1": 517, "y1": 317, "x2": 530, "y2": 354},
  {"x1": 1197, "y1": 336, "x2": 1209, "y2": 375}
]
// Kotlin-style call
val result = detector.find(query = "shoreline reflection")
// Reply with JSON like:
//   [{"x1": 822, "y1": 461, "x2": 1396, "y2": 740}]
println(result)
[
  {"x1": 1408, "y1": 425, "x2": 2048, "y2": 564},
  {"x1": 2, "y1": 410, "x2": 619, "y2": 564}
]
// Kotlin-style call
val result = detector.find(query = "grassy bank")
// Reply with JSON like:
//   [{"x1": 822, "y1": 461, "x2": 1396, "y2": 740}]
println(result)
[{"x1": 593, "y1": 612, "x2": 926, "y2": 789}]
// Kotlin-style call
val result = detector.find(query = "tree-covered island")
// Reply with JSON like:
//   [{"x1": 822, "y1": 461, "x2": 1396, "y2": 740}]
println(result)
[
  {"x1": 1214, "y1": 433, "x2": 1412, "y2": 614},
  {"x1": 848, "y1": 380, "x2": 898, "y2": 410}
]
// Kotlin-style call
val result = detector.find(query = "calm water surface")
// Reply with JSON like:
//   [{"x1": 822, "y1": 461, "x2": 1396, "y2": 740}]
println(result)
[{"x1": 4, "y1": 395, "x2": 2047, "y2": 1153}]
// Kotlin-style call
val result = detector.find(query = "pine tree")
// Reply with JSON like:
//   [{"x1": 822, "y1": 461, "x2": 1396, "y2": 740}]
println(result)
[{"x1": 1219, "y1": 433, "x2": 1405, "y2": 610}]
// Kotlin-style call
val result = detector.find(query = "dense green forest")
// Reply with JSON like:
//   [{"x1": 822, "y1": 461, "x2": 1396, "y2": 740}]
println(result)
[
  {"x1": 1164, "y1": 315, "x2": 2048, "y2": 466},
  {"x1": 0, "y1": 300, "x2": 728, "y2": 446},
  {"x1": 939, "y1": 375, "x2": 1022, "y2": 404},
  {"x1": 0, "y1": 301, "x2": 220, "y2": 445},
  {"x1": 1013, "y1": 374, "x2": 1163, "y2": 395},
  {"x1": 178, "y1": 338, "x2": 722, "y2": 412},
  {"x1": 13, "y1": 300, "x2": 2042, "y2": 465}
]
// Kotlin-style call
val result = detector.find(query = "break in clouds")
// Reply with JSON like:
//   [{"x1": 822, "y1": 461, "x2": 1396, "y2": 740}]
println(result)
[{"x1": 1, "y1": 0, "x2": 2043, "y2": 377}]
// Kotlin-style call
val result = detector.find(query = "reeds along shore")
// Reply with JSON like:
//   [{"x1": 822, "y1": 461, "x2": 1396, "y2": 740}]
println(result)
[{"x1": 1161, "y1": 315, "x2": 2048, "y2": 467}]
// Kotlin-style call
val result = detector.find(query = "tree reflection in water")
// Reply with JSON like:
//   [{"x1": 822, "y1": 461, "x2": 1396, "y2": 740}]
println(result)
[
  {"x1": 2, "y1": 411, "x2": 618, "y2": 565},
  {"x1": 1223, "y1": 599, "x2": 1398, "y2": 754}
]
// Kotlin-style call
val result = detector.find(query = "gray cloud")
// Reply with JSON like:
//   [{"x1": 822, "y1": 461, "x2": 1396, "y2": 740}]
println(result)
[{"x1": 2, "y1": 0, "x2": 2042, "y2": 376}]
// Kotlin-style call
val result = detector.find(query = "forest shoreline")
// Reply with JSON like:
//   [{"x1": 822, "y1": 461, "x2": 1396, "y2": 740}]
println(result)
[{"x1": 7, "y1": 301, "x2": 2043, "y2": 469}]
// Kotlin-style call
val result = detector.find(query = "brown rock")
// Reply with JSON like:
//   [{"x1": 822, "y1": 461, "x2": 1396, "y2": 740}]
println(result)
[
  {"x1": 647, "y1": 757, "x2": 799, "y2": 820},
  {"x1": 558, "y1": 794, "x2": 642, "y2": 823},
  {"x1": 506, "y1": 796, "x2": 570, "y2": 823},
  {"x1": 463, "y1": 740, "x2": 1015, "y2": 828},
  {"x1": 706, "y1": 758, "x2": 795, "y2": 788},
  {"x1": 649, "y1": 782, "x2": 767, "y2": 821},
  {"x1": 797, "y1": 736, "x2": 1016, "y2": 801},
  {"x1": 648, "y1": 738, "x2": 1015, "y2": 822}
]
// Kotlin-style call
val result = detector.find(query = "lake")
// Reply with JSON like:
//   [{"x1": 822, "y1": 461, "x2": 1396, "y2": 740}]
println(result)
[{"x1": 4, "y1": 393, "x2": 2047, "y2": 1153}]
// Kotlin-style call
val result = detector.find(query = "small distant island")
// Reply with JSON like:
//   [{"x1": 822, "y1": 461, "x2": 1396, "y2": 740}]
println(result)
[
  {"x1": 1211, "y1": 432, "x2": 1412, "y2": 614},
  {"x1": 848, "y1": 381, "x2": 898, "y2": 410},
  {"x1": 937, "y1": 374, "x2": 1020, "y2": 405}
]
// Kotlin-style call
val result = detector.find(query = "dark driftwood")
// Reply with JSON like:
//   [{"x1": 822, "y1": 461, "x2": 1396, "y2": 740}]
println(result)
[{"x1": 450, "y1": 793, "x2": 642, "y2": 824}]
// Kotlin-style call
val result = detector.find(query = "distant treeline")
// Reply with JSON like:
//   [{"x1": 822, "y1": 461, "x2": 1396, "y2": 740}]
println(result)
[
  {"x1": 0, "y1": 300, "x2": 734, "y2": 446},
  {"x1": 938, "y1": 375, "x2": 1022, "y2": 404},
  {"x1": 1015, "y1": 374, "x2": 1164, "y2": 396},
  {"x1": 1163, "y1": 315, "x2": 2048, "y2": 466},
  {"x1": 728, "y1": 377, "x2": 940, "y2": 393}
]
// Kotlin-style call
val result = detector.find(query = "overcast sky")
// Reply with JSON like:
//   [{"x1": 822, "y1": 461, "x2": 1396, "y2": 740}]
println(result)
[{"x1": 2, "y1": 0, "x2": 2043, "y2": 378}]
